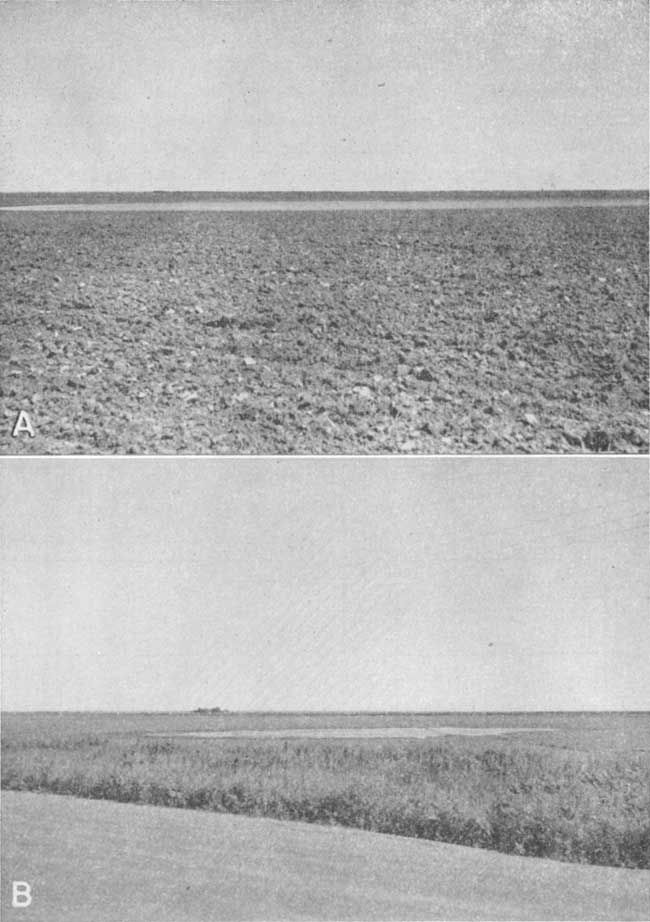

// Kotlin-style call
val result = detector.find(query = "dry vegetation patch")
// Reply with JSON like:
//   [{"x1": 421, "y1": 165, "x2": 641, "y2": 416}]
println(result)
[{"x1": 2, "y1": 712, "x2": 649, "y2": 868}]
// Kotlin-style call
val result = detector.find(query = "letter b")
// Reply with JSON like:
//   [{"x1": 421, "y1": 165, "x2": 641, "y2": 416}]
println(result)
[{"x1": 12, "y1": 882, "x2": 32, "y2": 907}]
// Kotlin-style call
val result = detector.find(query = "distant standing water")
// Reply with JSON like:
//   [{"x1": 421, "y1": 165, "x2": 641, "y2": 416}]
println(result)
[{"x1": 154, "y1": 726, "x2": 557, "y2": 740}]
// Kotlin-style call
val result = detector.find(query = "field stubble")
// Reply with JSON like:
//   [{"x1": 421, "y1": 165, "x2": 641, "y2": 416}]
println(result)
[
  {"x1": 2, "y1": 712, "x2": 649, "y2": 869},
  {"x1": 1, "y1": 206, "x2": 647, "y2": 453}
]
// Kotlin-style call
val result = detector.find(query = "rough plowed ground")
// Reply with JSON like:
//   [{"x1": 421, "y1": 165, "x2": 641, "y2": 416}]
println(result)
[{"x1": 1, "y1": 205, "x2": 647, "y2": 453}]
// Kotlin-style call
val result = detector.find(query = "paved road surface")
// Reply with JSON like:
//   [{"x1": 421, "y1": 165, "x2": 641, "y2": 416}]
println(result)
[{"x1": 2, "y1": 792, "x2": 648, "y2": 921}]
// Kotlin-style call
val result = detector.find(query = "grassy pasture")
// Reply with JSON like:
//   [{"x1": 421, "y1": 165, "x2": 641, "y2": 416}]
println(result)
[{"x1": 2, "y1": 712, "x2": 649, "y2": 869}]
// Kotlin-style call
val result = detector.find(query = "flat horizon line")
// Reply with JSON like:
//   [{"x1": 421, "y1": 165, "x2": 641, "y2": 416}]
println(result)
[
  {"x1": 1, "y1": 188, "x2": 648, "y2": 197},
  {"x1": 3, "y1": 708, "x2": 648, "y2": 715}
]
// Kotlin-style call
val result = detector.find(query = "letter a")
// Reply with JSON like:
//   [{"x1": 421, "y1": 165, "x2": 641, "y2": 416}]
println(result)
[
  {"x1": 12, "y1": 410, "x2": 35, "y2": 438},
  {"x1": 12, "y1": 881, "x2": 32, "y2": 907}
]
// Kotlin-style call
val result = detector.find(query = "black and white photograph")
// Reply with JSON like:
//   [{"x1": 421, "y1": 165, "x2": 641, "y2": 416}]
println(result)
[
  {"x1": 1, "y1": 457, "x2": 649, "y2": 920},
  {"x1": 1, "y1": 0, "x2": 647, "y2": 454},
  {"x1": 1, "y1": 1, "x2": 649, "y2": 921}
]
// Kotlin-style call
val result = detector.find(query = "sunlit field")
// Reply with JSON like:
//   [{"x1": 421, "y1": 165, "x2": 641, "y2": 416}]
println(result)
[{"x1": 2, "y1": 711, "x2": 648, "y2": 869}]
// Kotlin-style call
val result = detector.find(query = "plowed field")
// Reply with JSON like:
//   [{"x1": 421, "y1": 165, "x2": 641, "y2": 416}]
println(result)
[{"x1": 2, "y1": 205, "x2": 647, "y2": 453}]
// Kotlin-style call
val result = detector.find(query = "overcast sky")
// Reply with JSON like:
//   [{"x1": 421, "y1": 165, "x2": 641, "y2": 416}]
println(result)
[
  {"x1": 2, "y1": 458, "x2": 648, "y2": 711},
  {"x1": 1, "y1": 0, "x2": 647, "y2": 191}
]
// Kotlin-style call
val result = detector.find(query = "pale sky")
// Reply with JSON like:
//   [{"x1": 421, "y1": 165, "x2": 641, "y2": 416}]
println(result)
[
  {"x1": 1, "y1": 0, "x2": 647, "y2": 191},
  {"x1": 1, "y1": 458, "x2": 648, "y2": 711}
]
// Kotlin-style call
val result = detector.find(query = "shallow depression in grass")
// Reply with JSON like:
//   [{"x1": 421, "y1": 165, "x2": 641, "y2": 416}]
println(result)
[{"x1": 155, "y1": 726, "x2": 557, "y2": 740}]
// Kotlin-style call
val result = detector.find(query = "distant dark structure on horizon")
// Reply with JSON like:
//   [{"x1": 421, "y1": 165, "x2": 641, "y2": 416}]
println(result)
[{"x1": 194, "y1": 707, "x2": 224, "y2": 714}]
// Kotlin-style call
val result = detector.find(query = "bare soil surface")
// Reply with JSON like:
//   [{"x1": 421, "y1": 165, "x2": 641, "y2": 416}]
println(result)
[
  {"x1": 2, "y1": 792, "x2": 649, "y2": 921},
  {"x1": 2, "y1": 205, "x2": 647, "y2": 454}
]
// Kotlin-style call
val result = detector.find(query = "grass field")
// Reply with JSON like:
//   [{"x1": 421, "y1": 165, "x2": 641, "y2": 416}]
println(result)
[{"x1": 2, "y1": 711, "x2": 648, "y2": 869}]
